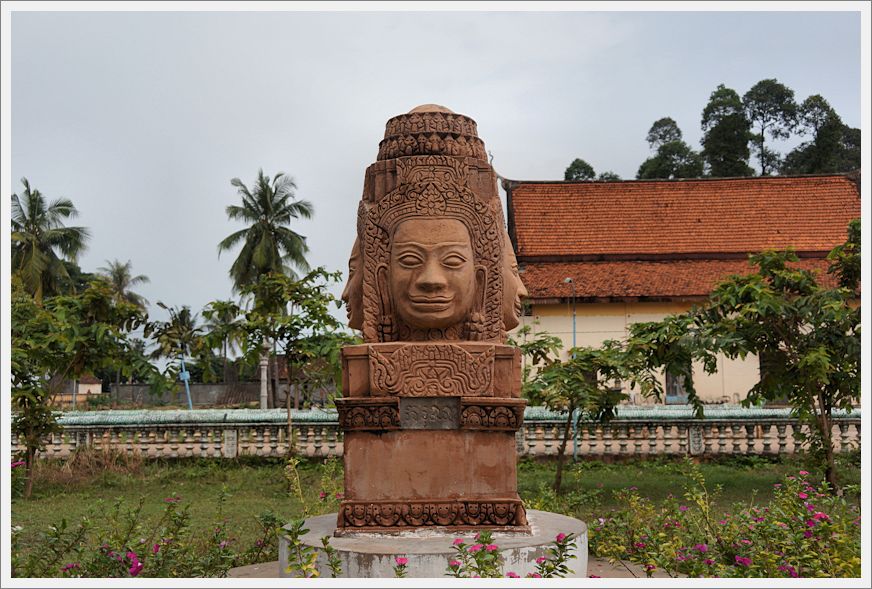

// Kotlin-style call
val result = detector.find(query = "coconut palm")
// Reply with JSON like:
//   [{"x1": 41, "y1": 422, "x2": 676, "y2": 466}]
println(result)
[
  {"x1": 149, "y1": 303, "x2": 202, "y2": 361},
  {"x1": 217, "y1": 169, "x2": 314, "y2": 291},
  {"x1": 202, "y1": 299, "x2": 244, "y2": 382},
  {"x1": 97, "y1": 259, "x2": 150, "y2": 309},
  {"x1": 11, "y1": 178, "x2": 90, "y2": 300}
]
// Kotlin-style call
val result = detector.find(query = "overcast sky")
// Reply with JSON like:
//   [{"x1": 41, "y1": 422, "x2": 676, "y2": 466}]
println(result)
[{"x1": 9, "y1": 7, "x2": 863, "y2": 331}]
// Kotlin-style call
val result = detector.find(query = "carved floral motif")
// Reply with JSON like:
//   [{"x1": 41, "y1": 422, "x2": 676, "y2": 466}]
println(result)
[
  {"x1": 460, "y1": 402, "x2": 525, "y2": 431},
  {"x1": 369, "y1": 344, "x2": 494, "y2": 396},
  {"x1": 338, "y1": 499, "x2": 527, "y2": 528},
  {"x1": 377, "y1": 133, "x2": 487, "y2": 161},
  {"x1": 335, "y1": 399, "x2": 400, "y2": 431}
]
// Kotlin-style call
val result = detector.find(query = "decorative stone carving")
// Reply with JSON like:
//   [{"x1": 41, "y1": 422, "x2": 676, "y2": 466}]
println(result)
[
  {"x1": 335, "y1": 398, "x2": 400, "y2": 431},
  {"x1": 501, "y1": 229, "x2": 528, "y2": 331},
  {"x1": 369, "y1": 344, "x2": 494, "y2": 396},
  {"x1": 337, "y1": 499, "x2": 528, "y2": 530},
  {"x1": 460, "y1": 399, "x2": 526, "y2": 431},
  {"x1": 341, "y1": 236, "x2": 363, "y2": 331}
]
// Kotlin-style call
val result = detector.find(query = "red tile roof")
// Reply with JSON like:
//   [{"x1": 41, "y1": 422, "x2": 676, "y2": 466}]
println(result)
[
  {"x1": 520, "y1": 257, "x2": 838, "y2": 301},
  {"x1": 509, "y1": 175, "x2": 859, "y2": 259}
]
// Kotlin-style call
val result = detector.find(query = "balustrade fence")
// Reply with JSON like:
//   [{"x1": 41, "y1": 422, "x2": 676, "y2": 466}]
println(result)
[{"x1": 11, "y1": 406, "x2": 860, "y2": 461}]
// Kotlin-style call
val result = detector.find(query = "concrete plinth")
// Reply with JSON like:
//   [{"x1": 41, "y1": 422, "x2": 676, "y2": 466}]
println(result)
[{"x1": 278, "y1": 510, "x2": 587, "y2": 578}]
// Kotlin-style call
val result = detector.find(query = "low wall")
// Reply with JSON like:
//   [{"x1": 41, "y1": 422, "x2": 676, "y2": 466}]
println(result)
[
  {"x1": 111, "y1": 383, "x2": 262, "y2": 406},
  {"x1": 12, "y1": 405, "x2": 860, "y2": 461}
]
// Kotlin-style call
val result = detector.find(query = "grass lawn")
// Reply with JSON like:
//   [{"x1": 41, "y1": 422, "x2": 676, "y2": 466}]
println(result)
[{"x1": 12, "y1": 450, "x2": 860, "y2": 571}]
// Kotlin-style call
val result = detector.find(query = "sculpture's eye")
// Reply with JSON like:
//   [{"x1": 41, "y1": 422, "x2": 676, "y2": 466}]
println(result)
[
  {"x1": 442, "y1": 253, "x2": 467, "y2": 269},
  {"x1": 398, "y1": 252, "x2": 424, "y2": 268}
]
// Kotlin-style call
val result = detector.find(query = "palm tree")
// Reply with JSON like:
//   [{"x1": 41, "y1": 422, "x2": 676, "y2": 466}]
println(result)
[
  {"x1": 217, "y1": 169, "x2": 314, "y2": 290},
  {"x1": 149, "y1": 303, "x2": 202, "y2": 360},
  {"x1": 11, "y1": 178, "x2": 90, "y2": 301},
  {"x1": 202, "y1": 300, "x2": 243, "y2": 382},
  {"x1": 97, "y1": 259, "x2": 150, "y2": 309}
]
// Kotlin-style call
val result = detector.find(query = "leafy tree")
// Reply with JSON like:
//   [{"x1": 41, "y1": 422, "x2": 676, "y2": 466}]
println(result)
[
  {"x1": 148, "y1": 304, "x2": 202, "y2": 361},
  {"x1": 628, "y1": 222, "x2": 859, "y2": 490},
  {"x1": 781, "y1": 95, "x2": 860, "y2": 174},
  {"x1": 564, "y1": 158, "x2": 596, "y2": 181},
  {"x1": 637, "y1": 140, "x2": 704, "y2": 180},
  {"x1": 218, "y1": 169, "x2": 314, "y2": 290},
  {"x1": 597, "y1": 171, "x2": 622, "y2": 181},
  {"x1": 11, "y1": 278, "x2": 149, "y2": 496},
  {"x1": 646, "y1": 117, "x2": 683, "y2": 149},
  {"x1": 11, "y1": 178, "x2": 91, "y2": 301},
  {"x1": 700, "y1": 84, "x2": 754, "y2": 177},
  {"x1": 637, "y1": 118, "x2": 703, "y2": 180},
  {"x1": 534, "y1": 342, "x2": 658, "y2": 493},
  {"x1": 202, "y1": 300, "x2": 244, "y2": 383},
  {"x1": 97, "y1": 259, "x2": 150, "y2": 309},
  {"x1": 239, "y1": 269, "x2": 347, "y2": 449},
  {"x1": 742, "y1": 79, "x2": 798, "y2": 175},
  {"x1": 507, "y1": 322, "x2": 563, "y2": 402}
]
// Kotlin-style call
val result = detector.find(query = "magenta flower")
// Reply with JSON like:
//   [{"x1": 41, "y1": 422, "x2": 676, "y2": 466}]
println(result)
[
  {"x1": 535, "y1": 556, "x2": 547, "y2": 564},
  {"x1": 628, "y1": 486, "x2": 638, "y2": 491},
  {"x1": 395, "y1": 557, "x2": 408, "y2": 566},
  {"x1": 152, "y1": 544, "x2": 160, "y2": 554},
  {"x1": 679, "y1": 505, "x2": 688, "y2": 512},
  {"x1": 797, "y1": 492, "x2": 808, "y2": 499},
  {"x1": 61, "y1": 563, "x2": 80, "y2": 573},
  {"x1": 774, "y1": 483, "x2": 781, "y2": 488},
  {"x1": 485, "y1": 544, "x2": 499, "y2": 552},
  {"x1": 556, "y1": 533, "x2": 567, "y2": 542},
  {"x1": 704, "y1": 559, "x2": 714, "y2": 565},
  {"x1": 467, "y1": 544, "x2": 484, "y2": 553},
  {"x1": 530, "y1": 573, "x2": 542, "y2": 578},
  {"x1": 335, "y1": 492, "x2": 344, "y2": 499},
  {"x1": 806, "y1": 520, "x2": 816, "y2": 528},
  {"x1": 798, "y1": 470, "x2": 809, "y2": 476},
  {"x1": 803, "y1": 530, "x2": 813, "y2": 538},
  {"x1": 735, "y1": 556, "x2": 752, "y2": 567},
  {"x1": 694, "y1": 543, "x2": 708, "y2": 553},
  {"x1": 644, "y1": 564, "x2": 656, "y2": 572},
  {"x1": 634, "y1": 542, "x2": 646, "y2": 549},
  {"x1": 319, "y1": 491, "x2": 327, "y2": 499},
  {"x1": 506, "y1": 572, "x2": 519, "y2": 578},
  {"x1": 11, "y1": 460, "x2": 25, "y2": 469},
  {"x1": 718, "y1": 519, "x2": 728, "y2": 525},
  {"x1": 126, "y1": 552, "x2": 143, "y2": 577},
  {"x1": 163, "y1": 496, "x2": 181, "y2": 503},
  {"x1": 219, "y1": 540, "x2": 228, "y2": 549},
  {"x1": 812, "y1": 512, "x2": 829, "y2": 521},
  {"x1": 449, "y1": 559, "x2": 461, "y2": 567},
  {"x1": 452, "y1": 538, "x2": 464, "y2": 546}
]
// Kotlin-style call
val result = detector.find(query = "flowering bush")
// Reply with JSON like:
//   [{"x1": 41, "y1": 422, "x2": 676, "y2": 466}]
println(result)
[
  {"x1": 445, "y1": 531, "x2": 577, "y2": 578},
  {"x1": 12, "y1": 490, "x2": 284, "y2": 578},
  {"x1": 589, "y1": 465, "x2": 860, "y2": 578}
]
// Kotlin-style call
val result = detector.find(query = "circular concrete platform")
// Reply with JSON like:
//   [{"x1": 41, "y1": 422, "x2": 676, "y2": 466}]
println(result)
[{"x1": 278, "y1": 510, "x2": 587, "y2": 578}]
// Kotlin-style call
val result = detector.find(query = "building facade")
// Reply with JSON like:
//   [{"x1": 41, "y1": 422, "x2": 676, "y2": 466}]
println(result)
[{"x1": 504, "y1": 173, "x2": 860, "y2": 404}]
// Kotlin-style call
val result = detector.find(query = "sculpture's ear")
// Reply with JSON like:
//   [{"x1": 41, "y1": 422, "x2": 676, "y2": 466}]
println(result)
[
  {"x1": 376, "y1": 263, "x2": 393, "y2": 341},
  {"x1": 475, "y1": 265, "x2": 487, "y2": 316}
]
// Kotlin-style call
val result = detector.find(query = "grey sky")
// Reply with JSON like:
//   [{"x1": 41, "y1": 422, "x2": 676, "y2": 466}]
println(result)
[{"x1": 10, "y1": 9, "x2": 862, "y2": 331}]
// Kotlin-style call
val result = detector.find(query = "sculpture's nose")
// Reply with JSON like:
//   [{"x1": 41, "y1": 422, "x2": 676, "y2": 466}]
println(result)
[{"x1": 415, "y1": 259, "x2": 447, "y2": 292}]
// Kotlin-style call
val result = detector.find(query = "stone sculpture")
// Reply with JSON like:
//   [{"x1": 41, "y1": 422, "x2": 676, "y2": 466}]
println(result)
[{"x1": 335, "y1": 105, "x2": 529, "y2": 532}]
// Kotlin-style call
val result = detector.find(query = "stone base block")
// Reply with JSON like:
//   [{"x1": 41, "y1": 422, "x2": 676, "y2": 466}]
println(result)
[{"x1": 278, "y1": 509, "x2": 587, "y2": 578}]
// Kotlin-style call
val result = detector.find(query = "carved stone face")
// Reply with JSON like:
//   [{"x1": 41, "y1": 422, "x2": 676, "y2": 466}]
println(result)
[
  {"x1": 341, "y1": 237, "x2": 363, "y2": 330},
  {"x1": 501, "y1": 234, "x2": 528, "y2": 331},
  {"x1": 390, "y1": 218, "x2": 477, "y2": 330}
]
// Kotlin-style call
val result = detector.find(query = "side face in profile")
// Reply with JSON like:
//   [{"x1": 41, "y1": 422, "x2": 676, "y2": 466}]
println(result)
[
  {"x1": 501, "y1": 233, "x2": 528, "y2": 331},
  {"x1": 341, "y1": 237, "x2": 363, "y2": 331},
  {"x1": 389, "y1": 218, "x2": 477, "y2": 330}
]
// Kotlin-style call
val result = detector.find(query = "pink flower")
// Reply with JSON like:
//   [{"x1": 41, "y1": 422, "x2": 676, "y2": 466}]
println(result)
[
  {"x1": 319, "y1": 491, "x2": 327, "y2": 499},
  {"x1": 634, "y1": 542, "x2": 646, "y2": 549},
  {"x1": 555, "y1": 533, "x2": 567, "y2": 542},
  {"x1": 535, "y1": 556, "x2": 547, "y2": 564},
  {"x1": 485, "y1": 544, "x2": 499, "y2": 552},
  {"x1": 61, "y1": 563, "x2": 80, "y2": 573},
  {"x1": 449, "y1": 560, "x2": 461, "y2": 567},
  {"x1": 694, "y1": 543, "x2": 708, "y2": 553},
  {"x1": 644, "y1": 564, "x2": 656, "y2": 572},
  {"x1": 152, "y1": 544, "x2": 160, "y2": 554},
  {"x1": 219, "y1": 540, "x2": 228, "y2": 549},
  {"x1": 467, "y1": 544, "x2": 484, "y2": 553},
  {"x1": 530, "y1": 573, "x2": 542, "y2": 578},
  {"x1": 806, "y1": 520, "x2": 816, "y2": 528},
  {"x1": 797, "y1": 492, "x2": 808, "y2": 499},
  {"x1": 740, "y1": 539, "x2": 752, "y2": 545},
  {"x1": 395, "y1": 557, "x2": 408, "y2": 566},
  {"x1": 773, "y1": 483, "x2": 781, "y2": 488},
  {"x1": 335, "y1": 492, "x2": 344, "y2": 499},
  {"x1": 11, "y1": 460, "x2": 25, "y2": 469},
  {"x1": 718, "y1": 519, "x2": 728, "y2": 525},
  {"x1": 163, "y1": 496, "x2": 181, "y2": 503},
  {"x1": 812, "y1": 512, "x2": 829, "y2": 521},
  {"x1": 803, "y1": 530, "x2": 813, "y2": 538},
  {"x1": 734, "y1": 556, "x2": 752, "y2": 567},
  {"x1": 799, "y1": 470, "x2": 809, "y2": 476},
  {"x1": 126, "y1": 552, "x2": 143, "y2": 577},
  {"x1": 628, "y1": 486, "x2": 638, "y2": 491},
  {"x1": 453, "y1": 538, "x2": 464, "y2": 546},
  {"x1": 506, "y1": 572, "x2": 519, "y2": 578},
  {"x1": 704, "y1": 559, "x2": 714, "y2": 566},
  {"x1": 679, "y1": 505, "x2": 688, "y2": 512}
]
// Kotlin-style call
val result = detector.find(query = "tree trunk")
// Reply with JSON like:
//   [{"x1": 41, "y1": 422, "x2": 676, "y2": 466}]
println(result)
[
  {"x1": 818, "y1": 410, "x2": 838, "y2": 493},
  {"x1": 24, "y1": 445, "x2": 36, "y2": 499},
  {"x1": 553, "y1": 404, "x2": 575, "y2": 494},
  {"x1": 115, "y1": 367, "x2": 122, "y2": 407},
  {"x1": 222, "y1": 338, "x2": 228, "y2": 383},
  {"x1": 287, "y1": 358, "x2": 295, "y2": 457},
  {"x1": 270, "y1": 341, "x2": 279, "y2": 409}
]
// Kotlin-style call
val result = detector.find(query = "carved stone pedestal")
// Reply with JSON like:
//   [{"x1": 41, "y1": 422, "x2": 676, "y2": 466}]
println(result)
[
  {"x1": 335, "y1": 342, "x2": 528, "y2": 533},
  {"x1": 279, "y1": 510, "x2": 588, "y2": 578}
]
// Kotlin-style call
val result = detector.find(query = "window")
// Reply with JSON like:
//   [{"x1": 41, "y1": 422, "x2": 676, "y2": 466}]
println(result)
[{"x1": 665, "y1": 370, "x2": 690, "y2": 404}]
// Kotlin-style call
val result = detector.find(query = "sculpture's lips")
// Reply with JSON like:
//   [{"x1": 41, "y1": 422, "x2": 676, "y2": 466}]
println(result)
[
  {"x1": 409, "y1": 296, "x2": 453, "y2": 312},
  {"x1": 409, "y1": 296, "x2": 453, "y2": 303}
]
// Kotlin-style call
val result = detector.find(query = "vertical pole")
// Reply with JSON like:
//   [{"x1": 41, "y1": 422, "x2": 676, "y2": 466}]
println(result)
[
  {"x1": 571, "y1": 282, "x2": 579, "y2": 461},
  {"x1": 179, "y1": 356, "x2": 193, "y2": 410},
  {"x1": 259, "y1": 339, "x2": 270, "y2": 410}
]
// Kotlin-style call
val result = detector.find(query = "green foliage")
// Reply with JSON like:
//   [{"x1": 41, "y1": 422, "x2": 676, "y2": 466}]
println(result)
[
  {"x1": 508, "y1": 322, "x2": 563, "y2": 402},
  {"x1": 11, "y1": 492, "x2": 285, "y2": 578},
  {"x1": 597, "y1": 171, "x2": 621, "y2": 181},
  {"x1": 564, "y1": 158, "x2": 596, "y2": 181},
  {"x1": 10, "y1": 177, "x2": 91, "y2": 301},
  {"x1": 637, "y1": 118, "x2": 703, "y2": 179},
  {"x1": 826, "y1": 218, "x2": 860, "y2": 291},
  {"x1": 217, "y1": 168, "x2": 314, "y2": 290},
  {"x1": 590, "y1": 464, "x2": 860, "y2": 578},
  {"x1": 781, "y1": 95, "x2": 860, "y2": 174},
  {"x1": 700, "y1": 84, "x2": 754, "y2": 177},
  {"x1": 445, "y1": 531, "x2": 505, "y2": 578},
  {"x1": 281, "y1": 520, "x2": 320, "y2": 578},
  {"x1": 96, "y1": 259, "x2": 150, "y2": 309},
  {"x1": 742, "y1": 78, "x2": 798, "y2": 175}
]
